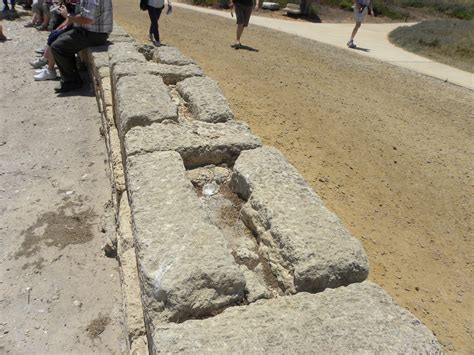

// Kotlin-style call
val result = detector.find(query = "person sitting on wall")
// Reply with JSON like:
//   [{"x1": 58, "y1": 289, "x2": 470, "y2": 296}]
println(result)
[{"x1": 51, "y1": 0, "x2": 112, "y2": 93}]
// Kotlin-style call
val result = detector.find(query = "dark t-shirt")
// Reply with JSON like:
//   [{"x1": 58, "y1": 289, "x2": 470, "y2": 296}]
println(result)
[{"x1": 234, "y1": 0, "x2": 253, "y2": 7}]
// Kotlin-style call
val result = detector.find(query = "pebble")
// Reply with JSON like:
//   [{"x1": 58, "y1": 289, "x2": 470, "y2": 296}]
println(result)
[
  {"x1": 65, "y1": 190, "x2": 74, "y2": 195},
  {"x1": 73, "y1": 300, "x2": 83, "y2": 308}
]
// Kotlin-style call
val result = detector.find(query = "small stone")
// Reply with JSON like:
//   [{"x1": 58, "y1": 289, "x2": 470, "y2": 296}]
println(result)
[
  {"x1": 73, "y1": 300, "x2": 82, "y2": 308},
  {"x1": 81, "y1": 174, "x2": 88, "y2": 180},
  {"x1": 65, "y1": 190, "x2": 74, "y2": 195}
]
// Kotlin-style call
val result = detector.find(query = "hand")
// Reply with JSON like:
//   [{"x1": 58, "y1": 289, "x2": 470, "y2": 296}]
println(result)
[
  {"x1": 59, "y1": 5, "x2": 68, "y2": 18},
  {"x1": 229, "y1": 2, "x2": 234, "y2": 8},
  {"x1": 254, "y1": 4, "x2": 259, "y2": 10}
]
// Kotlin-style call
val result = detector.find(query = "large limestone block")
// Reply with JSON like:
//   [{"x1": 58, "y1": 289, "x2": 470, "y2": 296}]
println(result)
[
  {"x1": 111, "y1": 61, "x2": 161, "y2": 87},
  {"x1": 152, "y1": 46, "x2": 195, "y2": 66},
  {"x1": 126, "y1": 151, "x2": 245, "y2": 325},
  {"x1": 151, "y1": 282, "x2": 442, "y2": 354},
  {"x1": 112, "y1": 61, "x2": 202, "y2": 87},
  {"x1": 152, "y1": 63, "x2": 203, "y2": 85},
  {"x1": 108, "y1": 42, "x2": 146, "y2": 69},
  {"x1": 124, "y1": 120, "x2": 261, "y2": 168},
  {"x1": 177, "y1": 76, "x2": 234, "y2": 123},
  {"x1": 115, "y1": 73, "x2": 177, "y2": 137},
  {"x1": 232, "y1": 146, "x2": 368, "y2": 293}
]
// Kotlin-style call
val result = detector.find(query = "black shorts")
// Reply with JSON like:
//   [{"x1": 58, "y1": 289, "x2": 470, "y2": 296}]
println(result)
[{"x1": 235, "y1": 3, "x2": 252, "y2": 27}]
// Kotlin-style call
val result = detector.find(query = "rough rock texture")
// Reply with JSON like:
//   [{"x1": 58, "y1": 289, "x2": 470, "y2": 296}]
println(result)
[
  {"x1": 87, "y1": 45, "x2": 110, "y2": 69},
  {"x1": 108, "y1": 42, "x2": 146, "y2": 69},
  {"x1": 111, "y1": 61, "x2": 202, "y2": 86},
  {"x1": 115, "y1": 73, "x2": 177, "y2": 137},
  {"x1": 232, "y1": 146, "x2": 368, "y2": 293},
  {"x1": 109, "y1": 24, "x2": 134, "y2": 43},
  {"x1": 151, "y1": 282, "x2": 442, "y2": 354},
  {"x1": 111, "y1": 61, "x2": 162, "y2": 86},
  {"x1": 124, "y1": 120, "x2": 261, "y2": 168},
  {"x1": 177, "y1": 76, "x2": 234, "y2": 123},
  {"x1": 152, "y1": 46, "x2": 195, "y2": 66},
  {"x1": 125, "y1": 151, "x2": 246, "y2": 326},
  {"x1": 151, "y1": 63, "x2": 203, "y2": 85}
]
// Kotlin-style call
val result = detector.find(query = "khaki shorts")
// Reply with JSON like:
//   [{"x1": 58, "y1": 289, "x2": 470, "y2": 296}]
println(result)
[
  {"x1": 353, "y1": 6, "x2": 368, "y2": 23},
  {"x1": 235, "y1": 3, "x2": 252, "y2": 27}
]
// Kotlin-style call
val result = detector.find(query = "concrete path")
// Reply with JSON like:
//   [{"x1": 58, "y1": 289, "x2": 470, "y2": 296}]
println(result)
[{"x1": 174, "y1": 2, "x2": 473, "y2": 90}]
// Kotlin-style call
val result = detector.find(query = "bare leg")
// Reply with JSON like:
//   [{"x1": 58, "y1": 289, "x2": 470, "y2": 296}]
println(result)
[
  {"x1": 45, "y1": 46, "x2": 55, "y2": 71},
  {"x1": 350, "y1": 22, "x2": 361, "y2": 41},
  {"x1": 0, "y1": 24, "x2": 6, "y2": 41},
  {"x1": 236, "y1": 24, "x2": 244, "y2": 44}
]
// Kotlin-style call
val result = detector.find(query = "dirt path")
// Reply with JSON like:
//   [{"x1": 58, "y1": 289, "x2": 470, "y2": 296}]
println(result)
[
  {"x1": 0, "y1": 19, "x2": 125, "y2": 353},
  {"x1": 113, "y1": 3, "x2": 474, "y2": 352}
]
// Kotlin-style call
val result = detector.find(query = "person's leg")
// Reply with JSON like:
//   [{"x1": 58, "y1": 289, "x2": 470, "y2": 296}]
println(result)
[
  {"x1": 10, "y1": 0, "x2": 15, "y2": 10},
  {"x1": 2, "y1": 0, "x2": 9, "y2": 11},
  {"x1": 147, "y1": 5, "x2": 159, "y2": 44},
  {"x1": 351, "y1": 22, "x2": 361, "y2": 40},
  {"x1": 52, "y1": 28, "x2": 108, "y2": 90},
  {"x1": 236, "y1": 24, "x2": 244, "y2": 44}
]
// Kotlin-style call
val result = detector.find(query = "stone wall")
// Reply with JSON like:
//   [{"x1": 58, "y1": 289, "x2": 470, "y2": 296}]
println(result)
[{"x1": 84, "y1": 24, "x2": 442, "y2": 354}]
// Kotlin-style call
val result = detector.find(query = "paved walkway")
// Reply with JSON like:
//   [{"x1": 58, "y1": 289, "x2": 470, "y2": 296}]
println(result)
[{"x1": 174, "y1": 2, "x2": 473, "y2": 90}]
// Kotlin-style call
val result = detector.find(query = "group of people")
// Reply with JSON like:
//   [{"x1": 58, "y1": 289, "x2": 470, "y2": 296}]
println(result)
[
  {"x1": 1, "y1": 0, "x2": 373, "y2": 91},
  {"x1": 2, "y1": 0, "x2": 113, "y2": 92}
]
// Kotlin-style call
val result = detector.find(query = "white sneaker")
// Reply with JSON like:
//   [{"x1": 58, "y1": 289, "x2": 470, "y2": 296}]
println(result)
[
  {"x1": 347, "y1": 40, "x2": 356, "y2": 48},
  {"x1": 35, "y1": 65, "x2": 48, "y2": 73},
  {"x1": 148, "y1": 33, "x2": 153, "y2": 42},
  {"x1": 34, "y1": 69, "x2": 57, "y2": 81}
]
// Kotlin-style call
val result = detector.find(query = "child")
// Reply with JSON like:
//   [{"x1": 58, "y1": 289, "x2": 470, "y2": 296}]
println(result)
[{"x1": 347, "y1": 0, "x2": 373, "y2": 49}]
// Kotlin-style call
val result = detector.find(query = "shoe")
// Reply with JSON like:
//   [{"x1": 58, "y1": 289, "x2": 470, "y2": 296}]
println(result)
[
  {"x1": 30, "y1": 57, "x2": 47, "y2": 69},
  {"x1": 35, "y1": 46, "x2": 46, "y2": 54},
  {"x1": 347, "y1": 40, "x2": 356, "y2": 48},
  {"x1": 0, "y1": 33, "x2": 6, "y2": 41},
  {"x1": 231, "y1": 42, "x2": 241, "y2": 49},
  {"x1": 34, "y1": 68, "x2": 57, "y2": 81},
  {"x1": 36, "y1": 24, "x2": 48, "y2": 31},
  {"x1": 148, "y1": 33, "x2": 153, "y2": 42},
  {"x1": 35, "y1": 65, "x2": 48, "y2": 73},
  {"x1": 54, "y1": 80, "x2": 83, "y2": 93},
  {"x1": 24, "y1": 22, "x2": 37, "y2": 28},
  {"x1": 153, "y1": 40, "x2": 160, "y2": 47}
]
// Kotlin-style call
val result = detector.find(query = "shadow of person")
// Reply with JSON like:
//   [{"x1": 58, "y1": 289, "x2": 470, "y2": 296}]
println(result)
[
  {"x1": 238, "y1": 44, "x2": 259, "y2": 52},
  {"x1": 352, "y1": 46, "x2": 370, "y2": 52}
]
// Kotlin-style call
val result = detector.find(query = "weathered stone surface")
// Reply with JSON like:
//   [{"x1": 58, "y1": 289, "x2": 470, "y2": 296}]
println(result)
[
  {"x1": 240, "y1": 265, "x2": 272, "y2": 303},
  {"x1": 151, "y1": 282, "x2": 442, "y2": 354},
  {"x1": 115, "y1": 73, "x2": 177, "y2": 137},
  {"x1": 152, "y1": 46, "x2": 195, "y2": 66},
  {"x1": 152, "y1": 63, "x2": 203, "y2": 85},
  {"x1": 177, "y1": 76, "x2": 234, "y2": 123},
  {"x1": 111, "y1": 61, "x2": 161, "y2": 86},
  {"x1": 88, "y1": 45, "x2": 110, "y2": 69},
  {"x1": 232, "y1": 146, "x2": 368, "y2": 294},
  {"x1": 108, "y1": 42, "x2": 146, "y2": 69},
  {"x1": 109, "y1": 23, "x2": 134, "y2": 42},
  {"x1": 126, "y1": 151, "x2": 245, "y2": 326},
  {"x1": 124, "y1": 120, "x2": 261, "y2": 168},
  {"x1": 111, "y1": 61, "x2": 202, "y2": 87}
]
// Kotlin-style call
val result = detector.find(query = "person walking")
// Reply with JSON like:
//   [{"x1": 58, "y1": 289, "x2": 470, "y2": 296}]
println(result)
[
  {"x1": 229, "y1": 0, "x2": 259, "y2": 49},
  {"x1": 51, "y1": 0, "x2": 113, "y2": 93},
  {"x1": 347, "y1": 0, "x2": 373, "y2": 49},
  {"x1": 145, "y1": 0, "x2": 172, "y2": 47}
]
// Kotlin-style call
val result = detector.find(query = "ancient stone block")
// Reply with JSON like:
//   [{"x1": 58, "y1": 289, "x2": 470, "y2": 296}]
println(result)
[
  {"x1": 115, "y1": 73, "x2": 177, "y2": 137},
  {"x1": 150, "y1": 282, "x2": 442, "y2": 354},
  {"x1": 108, "y1": 42, "x2": 146, "y2": 69},
  {"x1": 152, "y1": 46, "x2": 195, "y2": 66},
  {"x1": 124, "y1": 120, "x2": 261, "y2": 168},
  {"x1": 232, "y1": 146, "x2": 368, "y2": 293},
  {"x1": 177, "y1": 76, "x2": 234, "y2": 123},
  {"x1": 126, "y1": 151, "x2": 245, "y2": 326}
]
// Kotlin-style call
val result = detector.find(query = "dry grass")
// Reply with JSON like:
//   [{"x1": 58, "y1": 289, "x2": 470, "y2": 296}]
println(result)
[{"x1": 389, "y1": 19, "x2": 474, "y2": 73}]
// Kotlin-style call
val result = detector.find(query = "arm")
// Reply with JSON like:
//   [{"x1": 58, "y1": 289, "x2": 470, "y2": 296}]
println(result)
[
  {"x1": 59, "y1": 1, "x2": 95, "y2": 26},
  {"x1": 369, "y1": 0, "x2": 374, "y2": 15}
]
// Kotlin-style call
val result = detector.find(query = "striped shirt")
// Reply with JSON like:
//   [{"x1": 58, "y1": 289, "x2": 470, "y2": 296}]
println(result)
[{"x1": 76, "y1": 0, "x2": 113, "y2": 34}]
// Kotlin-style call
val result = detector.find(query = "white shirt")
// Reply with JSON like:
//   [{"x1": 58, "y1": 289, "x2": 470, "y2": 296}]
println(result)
[{"x1": 148, "y1": 0, "x2": 165, "y2": 8}]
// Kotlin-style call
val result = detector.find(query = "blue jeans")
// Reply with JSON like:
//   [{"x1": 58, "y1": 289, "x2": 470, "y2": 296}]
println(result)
[
  {"x1": 3, "y1": 0, "x2": 15, "y2": 10},
  {"x1": 147, "y1": 5, "x2": 163, "y2": 42}
]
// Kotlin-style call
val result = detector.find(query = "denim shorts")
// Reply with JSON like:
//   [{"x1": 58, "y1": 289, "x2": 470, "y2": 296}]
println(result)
[{"x1": 47, "y1": 26, "x2": 72, "y2": 46}]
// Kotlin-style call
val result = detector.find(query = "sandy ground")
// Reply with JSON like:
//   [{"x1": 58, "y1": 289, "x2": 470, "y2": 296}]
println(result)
[
  {"x1": 0, "y1": 20, "x2": 125, "y2": 353},
  {"x1": 113, "y1": 2, "x2": 474, "y2": 353}
]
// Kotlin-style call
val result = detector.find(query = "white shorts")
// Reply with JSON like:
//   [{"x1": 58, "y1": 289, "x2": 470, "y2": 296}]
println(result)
[{"x1": 353, "y1": 6, "x2": 368, "y2": 23}]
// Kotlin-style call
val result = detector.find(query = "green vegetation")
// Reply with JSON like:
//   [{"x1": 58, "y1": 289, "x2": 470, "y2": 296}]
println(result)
[{"x1": 389, "y1": 19, "x2": 474, "y2": 72}]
